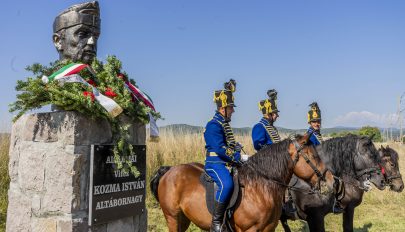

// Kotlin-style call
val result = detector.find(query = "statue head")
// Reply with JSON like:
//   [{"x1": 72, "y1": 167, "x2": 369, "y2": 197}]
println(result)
[{"x1": 53, "y1": 1, "x2": 101, "y2": 64}]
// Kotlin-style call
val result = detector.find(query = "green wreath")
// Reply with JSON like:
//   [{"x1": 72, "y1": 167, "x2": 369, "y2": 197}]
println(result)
[{"x1": 9, "y1": 55, "x2": 160, "y2": 177}]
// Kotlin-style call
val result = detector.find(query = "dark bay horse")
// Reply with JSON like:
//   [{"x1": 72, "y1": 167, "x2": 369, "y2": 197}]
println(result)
[
  {"x1": 378, "y1": 145, "x2": 404, "y2": 192},
  {"x1": 151, "y1": 135, "x2": 336, "y2": 231},
  {"x1": 281, "y1": 135, "x2": 400, "y2": 232}
]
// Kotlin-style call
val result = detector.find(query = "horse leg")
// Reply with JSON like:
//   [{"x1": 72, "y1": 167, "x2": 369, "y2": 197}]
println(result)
[
  {"x1": 342, "y1": 206, "x2": 355, "y2": 232},
  {"x1": 279, "y1": 214, "x2": 292, "y2": 232},
  {"x1": 306, "y1": 211, "x2": 325, "y2": 232},
  {"x1": 164, "y1": 211, "x2": 191, "y2": 232}
]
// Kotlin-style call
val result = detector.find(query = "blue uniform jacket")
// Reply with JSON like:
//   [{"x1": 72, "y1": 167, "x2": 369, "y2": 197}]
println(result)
[
  {"x1": 307, "y1": 127, "x2": 322, "y2": 146},
  {"x1": 252, "y1": 117, "x2": 274, "y2": 151},
  {"x1": 204, "y1": 112, "x2": 240, "y2": 163}
]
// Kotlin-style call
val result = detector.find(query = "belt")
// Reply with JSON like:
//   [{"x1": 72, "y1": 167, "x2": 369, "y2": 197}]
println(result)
[{"x1": 206, "y1": 151, "x2": 218, "y2": 157}]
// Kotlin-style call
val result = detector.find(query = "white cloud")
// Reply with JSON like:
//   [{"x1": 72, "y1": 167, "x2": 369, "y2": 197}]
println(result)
[{"x1": 333, "y1": 111, "x2": 401, "y2": 128}]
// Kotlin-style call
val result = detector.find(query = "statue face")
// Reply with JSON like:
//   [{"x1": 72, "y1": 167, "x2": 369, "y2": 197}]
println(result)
[{"x1": 54, "y1": 24, "x2": 100, "y2": 64}]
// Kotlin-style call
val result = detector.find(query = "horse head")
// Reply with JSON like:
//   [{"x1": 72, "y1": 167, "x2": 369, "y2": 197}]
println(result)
[
  {"x1": 379, "y1": 145, "x2": 404, "y2": 192},
  {"x1": 353, "y1": 136, "x2": 386, "y2": 190},
  {"x1": 289, "y1": 134, "x2": 335, "y2": 195}
]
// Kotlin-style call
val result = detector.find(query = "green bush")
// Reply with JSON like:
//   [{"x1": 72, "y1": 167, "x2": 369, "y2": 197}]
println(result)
[
  {"x1": 358, "y1": 126, "x2": 382, "y2": 142},
  {"x1": 329, "y1": 130, "x2": 357, "y2": 138}
]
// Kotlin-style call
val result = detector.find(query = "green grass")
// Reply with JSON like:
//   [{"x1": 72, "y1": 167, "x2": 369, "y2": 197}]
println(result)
[
  {"x1": 0, "y1": 134, "x2": 10, "y2": 232},
  {"x1": 146, "y1": 132, "x2": 405, "y2": 232}
]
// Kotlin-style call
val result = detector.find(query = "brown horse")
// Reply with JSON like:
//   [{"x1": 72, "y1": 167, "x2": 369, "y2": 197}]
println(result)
[{"x1": 150, "y1": 135, "x2": 336, "y2": 231}]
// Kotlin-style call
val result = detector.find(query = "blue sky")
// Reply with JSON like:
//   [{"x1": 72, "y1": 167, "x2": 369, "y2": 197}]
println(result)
[{"x1": 1, "y1": 0, "x2": 405, "y2": 131}]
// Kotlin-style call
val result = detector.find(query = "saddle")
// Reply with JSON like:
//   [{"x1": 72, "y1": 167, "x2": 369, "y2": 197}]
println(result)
[{"x1": 200, "y1": 167, "x2": 242, "y2": 230}]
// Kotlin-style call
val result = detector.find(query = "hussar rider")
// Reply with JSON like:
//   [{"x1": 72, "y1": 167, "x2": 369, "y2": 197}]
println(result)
[
  {"x1": 204, "y1": 79, "x2": 243, "y2": 232},
  {"x1": 252, "y1": 89, "x2": 297, "y2": 216},
  {"x1": 252, "y1": 89, "x2": 281, "y2": 151},
  {"x1": 307, "y1": 102, "x2": 324, "y2": 146},
  {"x1": 306, "y1": 102, "x2": 344, "y2": 214}
]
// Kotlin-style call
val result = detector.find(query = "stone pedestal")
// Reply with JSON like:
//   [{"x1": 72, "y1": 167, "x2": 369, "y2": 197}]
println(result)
[{"x1": 6, "y1": 111, "x2": 147, "y2": 232}]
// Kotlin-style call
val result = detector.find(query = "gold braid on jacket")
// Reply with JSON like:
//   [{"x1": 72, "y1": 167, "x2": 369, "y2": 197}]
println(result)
[{"x1": 261, "y1": 123, "x2": 281, "y2": 144}]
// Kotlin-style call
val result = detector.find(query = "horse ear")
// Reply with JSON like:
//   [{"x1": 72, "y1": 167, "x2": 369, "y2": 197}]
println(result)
[
  {"x1": 387, "y1": 145, "x2": 390, "y2": 149},
  {"x1": 380, "y1": 145, "x2": 385, "y2": 150}
]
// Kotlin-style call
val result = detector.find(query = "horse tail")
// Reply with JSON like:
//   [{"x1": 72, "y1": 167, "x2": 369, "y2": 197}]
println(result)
[{"x1": 150, "y1": 166, "x2": 172, "y2": 202}]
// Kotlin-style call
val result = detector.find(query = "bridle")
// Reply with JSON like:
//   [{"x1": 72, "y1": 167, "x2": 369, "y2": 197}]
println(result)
[
  {"x1": 336, "y1": 140, "x2": 383, "y2": 192},
  {"x1": 352, "y1": 143, "x2": 382, "y2": 181},
  {"x1": 379, "y1": 152, "x2": 402, "y2": 187},
  {"x1": 292, "y1": 139, "x2": 328, "y2": 183},
  {"x1": 291, "y1": 139, "x2": 331, "y2": 194},
  {"x1": 354, "y1": 167, "x2": 381, "y2": 180}
]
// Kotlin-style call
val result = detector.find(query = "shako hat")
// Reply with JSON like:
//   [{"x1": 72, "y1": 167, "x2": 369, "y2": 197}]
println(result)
[
  {"x1": 307, "y1": 102, "x2": 321, "y2": 123},
  {"x1": 258, "y1": 89, "x2": 279, "y2": 115},
  {"x1": 213, "y1": 79, "x2": 236, "y2": 108},
  {"x1": 53, "y1": 1, "x2": 100, "y2": 33}
]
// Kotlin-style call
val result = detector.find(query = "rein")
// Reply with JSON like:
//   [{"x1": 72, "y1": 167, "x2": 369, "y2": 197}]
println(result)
[
  {"x1": 355, "y1": 167, "x2": 380, "y2": 180},
  {"x1": 244, "y1": 162, "x2": 318, "y2": 195},
  {"x1": 333, "y1": 176, "x2": 370, "y2": 191}
]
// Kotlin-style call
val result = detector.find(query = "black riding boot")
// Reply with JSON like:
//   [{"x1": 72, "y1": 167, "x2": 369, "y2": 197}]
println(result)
[
  {"x1": 333, "y1": 199, "x2": 344, "y2": 214},
  {"x1": 210, "y1": 201, "x2": 227, "y2": 232},
  {"x1": 282, "y1": 190, "x2": 297, "y2": 218},
  {"x1": 283, "y1": 199, "x2": 297, "y2": 218}
]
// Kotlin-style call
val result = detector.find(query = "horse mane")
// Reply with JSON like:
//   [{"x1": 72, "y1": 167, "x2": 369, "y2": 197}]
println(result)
[
  {"x1": 239, "y1": 138, "x2": 293, "y2": 193},
  {"x1": 317, "y1": 134, "x2": 380, "y2": 176}
]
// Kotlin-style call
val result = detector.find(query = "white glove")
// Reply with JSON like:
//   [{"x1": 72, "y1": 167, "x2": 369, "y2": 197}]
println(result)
[
  {"x1": 241, "y1": 154, "x2": 249, "y2": 162},
  {"x1": 363, "y1": 179, "x2": 372, "y2": 192}
]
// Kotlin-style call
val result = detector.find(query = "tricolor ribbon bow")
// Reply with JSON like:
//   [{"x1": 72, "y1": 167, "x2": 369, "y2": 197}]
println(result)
[
  {"x1": 118, "y1": 73, "x2": 159, "y2": 138},
  {"x1": 42, "y1": 63, "x2": 123, "y2": 118}
]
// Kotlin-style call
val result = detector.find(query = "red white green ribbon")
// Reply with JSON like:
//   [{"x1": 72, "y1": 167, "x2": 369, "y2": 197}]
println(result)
[
  {"x1": 122, "y1": 79, "x2": 159, "y2": 137},
  {"x1": 124, "y1": 81, "x2": 156, "y2": 111},
  {"x1": 42, "y1": 63, "x2": 123, "y2": 118},
  {"x1": 42, "y1": 63, "x2": 90, "y2": 83}
]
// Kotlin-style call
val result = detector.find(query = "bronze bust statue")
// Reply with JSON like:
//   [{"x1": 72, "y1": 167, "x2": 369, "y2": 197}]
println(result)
[{"x1": 52, "y1": 1, "x2": 101, "y2": 64}]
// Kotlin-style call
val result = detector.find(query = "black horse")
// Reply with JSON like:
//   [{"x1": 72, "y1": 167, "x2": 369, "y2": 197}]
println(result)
[{"x1": 280, "y1": 135, "x2": 387, "y2": 232}]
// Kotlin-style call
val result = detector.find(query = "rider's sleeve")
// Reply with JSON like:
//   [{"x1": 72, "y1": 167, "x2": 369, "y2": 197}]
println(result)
[
  {"x1": 204, "y1": 121, "x2": 233, "y2": 162},
  {"x1": 309, "y1": 134, "x2": 320, "y2": 146},
  {"x1": 252, "y1": 123, "x2": 272, "y2": 151}
]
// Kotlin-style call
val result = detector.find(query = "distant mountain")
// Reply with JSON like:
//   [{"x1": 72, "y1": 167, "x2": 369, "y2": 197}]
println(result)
[
  {"x1": 321, "y1": 127, "x2": 358, "y2": 134},
  {"x1": 160, "y1": 124, "x2": 361, "y2": 136}
]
